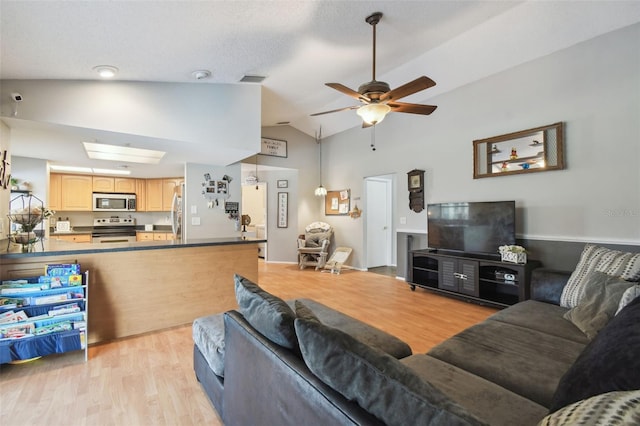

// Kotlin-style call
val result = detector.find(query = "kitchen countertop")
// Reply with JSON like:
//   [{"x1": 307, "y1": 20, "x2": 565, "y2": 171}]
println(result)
[
  {"x1": 0, "y1": 236, "x2": 267, "y2": 259},
  {"x1": 50, "y1": 230, "x2": 93, "y2": 236}
]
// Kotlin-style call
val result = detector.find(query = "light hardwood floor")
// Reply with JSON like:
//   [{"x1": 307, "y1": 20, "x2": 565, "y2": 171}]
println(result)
[{"x1": 0, "y1": 261, "x2": 496, "y2": 426}]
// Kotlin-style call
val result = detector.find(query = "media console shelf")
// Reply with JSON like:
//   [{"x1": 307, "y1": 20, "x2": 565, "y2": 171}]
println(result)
[{"x1": 408, "y1": 249, "x2": 540, "y2": 308}]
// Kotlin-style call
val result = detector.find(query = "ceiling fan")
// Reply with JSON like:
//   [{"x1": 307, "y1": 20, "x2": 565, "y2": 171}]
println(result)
[{"x1": 311, "y1": 12, "x2": 437, "y2": 126}]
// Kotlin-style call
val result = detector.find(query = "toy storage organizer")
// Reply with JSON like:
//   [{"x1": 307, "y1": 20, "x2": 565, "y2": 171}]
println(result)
[{"x1": 0, "y1": 271, "x2": 89, "y2": 364}]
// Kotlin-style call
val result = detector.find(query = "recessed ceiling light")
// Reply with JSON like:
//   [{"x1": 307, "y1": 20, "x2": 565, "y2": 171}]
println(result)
[
  {"x1": 93, "y1": 65, "x2": 119, "y2": 79},
  {"x1": 83, "y1": 141, "x2": 165, "y2": 164},
  {"x1": 192, "y1": 70, "x2": 212, "y2": 80}
]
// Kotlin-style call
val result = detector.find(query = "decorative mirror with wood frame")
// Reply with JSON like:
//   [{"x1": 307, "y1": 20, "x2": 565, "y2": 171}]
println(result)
[{"x1": 473, "y1": 122, "x2": 564, "y2": 179}]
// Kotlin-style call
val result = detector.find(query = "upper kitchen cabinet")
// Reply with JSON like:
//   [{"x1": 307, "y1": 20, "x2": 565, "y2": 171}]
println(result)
[
  {"x1": 92, "y1": 177, "x2": 136, "y2": 193},
  {"x1": 49, "y1": 173, "x2": 62, "y2": 211},
  {"x1": 146, "y1": 179, "x2": 163, "y2": 211},
  {"x1": 135, "y1": 179, "x2": 146, "y2": 211},
  {"x1": 162, "y1": 178, "x2": 183, "y2": 211},
  {"x1": 146, "y1": 178, "x2": 183, "y2": 212},
  {"x1": 115, "y1": 178, "x2": 136, "y2": 193},
  {"x1": 59, "y1": 174, "x2": 92, "y2": 211},
  {"x1": 92, "y1": 176, "x2": 114, "y2": 192}
]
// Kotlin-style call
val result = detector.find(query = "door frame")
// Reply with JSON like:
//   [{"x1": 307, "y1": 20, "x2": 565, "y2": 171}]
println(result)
[{"x1": 364, "y1": 174, "x2": 395, "y2": 269}]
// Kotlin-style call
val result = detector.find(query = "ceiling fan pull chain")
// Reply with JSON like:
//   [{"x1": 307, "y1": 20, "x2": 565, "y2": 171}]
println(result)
[{"x1": 371, "y1": 125, "x2": 376, "y2": 151}]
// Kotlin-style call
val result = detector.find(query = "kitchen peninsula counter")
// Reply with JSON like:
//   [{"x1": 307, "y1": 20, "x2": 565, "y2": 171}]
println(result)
[{"x1": 1, "y1": 237, "x2": 266, "y2": 345}]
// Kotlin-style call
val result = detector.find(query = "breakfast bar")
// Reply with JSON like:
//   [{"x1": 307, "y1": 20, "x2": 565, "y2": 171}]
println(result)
[{"x1": 0, "y1": 237, "x2": 264, "y2": 345}]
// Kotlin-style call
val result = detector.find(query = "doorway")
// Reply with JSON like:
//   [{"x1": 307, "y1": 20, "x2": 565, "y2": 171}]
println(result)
[
  {"x1": 365, "y1": 175, "x2": 394, "y2": 271},
  {"x1": 241, "y1": 182, "x2": 267, "y2": 258}
]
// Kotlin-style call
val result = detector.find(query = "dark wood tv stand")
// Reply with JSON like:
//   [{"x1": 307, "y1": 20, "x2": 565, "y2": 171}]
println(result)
[{"x1": 407, "y1": 249, "x2": 541, "y2": 308}]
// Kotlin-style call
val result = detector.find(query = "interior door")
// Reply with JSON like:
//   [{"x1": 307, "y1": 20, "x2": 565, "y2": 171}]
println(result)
[{"x1": 366, "y1": 178, "x2": 392, "y2": 268}]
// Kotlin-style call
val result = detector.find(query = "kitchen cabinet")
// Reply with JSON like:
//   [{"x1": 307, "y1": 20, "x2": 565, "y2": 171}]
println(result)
[
  {"x1": 49, "y1": 173, "x2": 61, "y2": 211},
  {"x1": 135, "y1": 179, "x2": 146, "y2": 211},
  {"x1": 60, "y1": 175, "x2": 92, "y2": 211},
  {"x1": 93, "y1": 177, "x2": 135, "y2": 193},
  {"x1": 136, "y1": 232, "x2": 174, "y2": 241},
  {"x1": 54, "y1": 234, "x2": 92, "y2": 243},
  {"x1": 162, "y1": 178, "x2": 183, "y2": 211},
  {"x1": 115, "y1": 178, "x2": 136, "y2": 193},
  {"x1": 136, "y1": 232, "x2": 154, "y2": 241},
  {"x1": 146, "y1": 179, "x2": 164, "y2": 211},
  {"x1": 146, "y1": 178, "x2": 183, "y2": 212},
  {"x1": 92, "y1": 176, "x2": 114, "y2": 192}
]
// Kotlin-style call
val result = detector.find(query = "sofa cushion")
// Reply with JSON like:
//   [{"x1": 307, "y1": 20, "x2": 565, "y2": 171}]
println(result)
[
  {"x1": 549, "y1": 296, "x2": 640, "y2": 412},
  {"x1": 234, "y1": 274, "x2": 297, "y2": 349},
  {"x1": 540, "y1": 390, "x2": 640, "y2": 425},
  {"x1": 427, "y1": 319, "x2": 586, "y2": 408},
  {"x1": 488, "y1": 300, "x2": 588, "y2": 344},
  {"x1": 616, "y1": 284, "x2": 640, "y2": 315},
  {"x1": 294, "y1": 306, "x2": 485, "y2": 426},
  {"x1": 563, "y1": 271, "x2": 636, "y2": 339},
  {"x1": 560, "y1": 244, "x2": 640, "y2": 308},
  {"x1": 402, "y1": 354, "x2": 548, "y2": 426},
  {"x1": 192, "y1": 313, "x2": 226, "y2": 377},
  {"x1": 294, "y1": 298, "x2": 412, "y2": 359}
]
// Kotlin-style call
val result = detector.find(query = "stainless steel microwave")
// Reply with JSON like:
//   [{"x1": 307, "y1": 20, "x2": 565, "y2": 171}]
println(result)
[{"x1": 93, "y1": 193, "x2": 136, "y2": 212}]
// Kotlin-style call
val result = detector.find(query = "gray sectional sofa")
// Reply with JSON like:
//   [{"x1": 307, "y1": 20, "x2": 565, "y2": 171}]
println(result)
[{"x1": 193, "y1": 245, "x2": 640, "y2": 425}]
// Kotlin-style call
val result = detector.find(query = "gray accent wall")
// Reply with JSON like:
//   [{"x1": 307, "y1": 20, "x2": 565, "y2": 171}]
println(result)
[{"x1": 319, "y1": 23, "x2": 639, "y2": 271}]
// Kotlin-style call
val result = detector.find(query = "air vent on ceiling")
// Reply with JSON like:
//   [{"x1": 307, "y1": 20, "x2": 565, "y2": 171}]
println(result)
[{"x1": 240, "y1": 75, "x2": 266, "y2": 83}]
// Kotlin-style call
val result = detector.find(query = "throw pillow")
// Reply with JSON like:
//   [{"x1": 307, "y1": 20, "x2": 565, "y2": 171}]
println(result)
[
  {"x1": 233, "y1": 274, "x2": 297, "y2": 349},
  {"x1": 539, "y1": 390, "x2": 640, "y2": 425},
  {"x1": 549, "y1": 296, "x2": 640, "y2": 413},
  {"x1": 294, "y1": 302, "x2": 484, "y2": 426},
  {"x1": 560, "y1": 244, "x2": 640, "y2": 308},
  {"x1": 294, "y1": 300, "x2": 319, "y2": 323},
  {"x1": 616, "y1": 284, "x2": 640, "y2": 315},
  {"x1": 563, "y1": 271, "x2": 637, "y2": 339}
]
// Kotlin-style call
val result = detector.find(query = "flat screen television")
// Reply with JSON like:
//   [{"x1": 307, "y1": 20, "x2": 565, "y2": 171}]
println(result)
[{"x1": 427, "y1": 201, "x2": 516, "y2": 255}]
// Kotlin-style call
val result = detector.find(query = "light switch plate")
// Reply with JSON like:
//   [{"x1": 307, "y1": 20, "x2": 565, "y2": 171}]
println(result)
[
  {"x1": 191, "y1": 205, "x2": 197, "y2": 214},
  {"x1": 192, "y1": 217, "x2": 201, "y2": 226}
]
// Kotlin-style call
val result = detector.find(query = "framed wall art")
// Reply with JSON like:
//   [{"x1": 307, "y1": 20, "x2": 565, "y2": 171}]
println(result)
[
  {"x1": 325, "y1": 189, "x2": 350, "y2": 216},
  {"x1": 278, "y1": 192, "x2": 288, "y2": 228},
  {"x1": 261, "y1": 137, "x2": 288, "y2": 158},
  {"x1": 277, "y1": 179, "x2": 288, "y2": 188}
]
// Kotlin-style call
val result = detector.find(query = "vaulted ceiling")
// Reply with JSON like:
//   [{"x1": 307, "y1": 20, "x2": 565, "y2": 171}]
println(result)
[{"x1": 2, "y1": 1, "x2": 639, "y2": 176}]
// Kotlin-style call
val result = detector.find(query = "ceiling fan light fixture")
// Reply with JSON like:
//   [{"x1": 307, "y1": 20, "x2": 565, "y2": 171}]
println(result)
[{"x1": 357, "y1": 103, "x2": 390, "y2": 125}]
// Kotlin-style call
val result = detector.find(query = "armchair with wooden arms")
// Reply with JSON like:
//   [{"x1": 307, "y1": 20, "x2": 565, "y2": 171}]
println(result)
[{"x1": 297, "y1": 222, "x2": 333, "y2": 270}]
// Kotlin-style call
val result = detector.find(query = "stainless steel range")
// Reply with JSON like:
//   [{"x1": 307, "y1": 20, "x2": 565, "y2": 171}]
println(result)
[{"x1": 92, "y1": 217, "x2": 137, "y2": 243}]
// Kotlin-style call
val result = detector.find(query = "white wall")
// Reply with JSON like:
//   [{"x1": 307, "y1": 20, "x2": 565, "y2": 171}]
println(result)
[
  {"x1": 184, "y1": 162, "x2": 241, "y2": 238},
  {"x1": 0, "y1": 80, "x2": 261, "y2": 168},
  {"x1": 0, "y1": 122, "x2": 12, "y2": 238},
  {"x1": 7, "y1": 156, "x2": 48, "y2": 234},
  {"x1": 316, "y1": 23, "x2": 640, "y2": 269}
]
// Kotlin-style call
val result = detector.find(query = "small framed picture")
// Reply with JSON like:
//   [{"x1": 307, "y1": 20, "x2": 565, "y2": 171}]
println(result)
[
  {"x1": 278, "y1": 192, "x2": 288, "y2": 228},
  {"x1": 277, "y1": 179, "x2": 288, "y2": 188}
]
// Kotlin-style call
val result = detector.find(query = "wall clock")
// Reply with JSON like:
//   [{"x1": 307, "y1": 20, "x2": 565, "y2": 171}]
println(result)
[{"x1": 407, "y1": 169, "x2": 425, "y2": 213}]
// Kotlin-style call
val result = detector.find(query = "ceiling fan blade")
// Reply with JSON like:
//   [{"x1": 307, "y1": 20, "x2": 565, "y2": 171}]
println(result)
[
  {"x1": 380, "y1": 76, "x2": 436, "y2": 102},
  {"x1": 326, "y1": 83, "x2": 370, "y2": 102},
  {"x1": 388, "y1": 102, "x2": 438, "y2": 115},
  {"x1": 310, "y1": 105, "x2": 359, "y2": 117}
]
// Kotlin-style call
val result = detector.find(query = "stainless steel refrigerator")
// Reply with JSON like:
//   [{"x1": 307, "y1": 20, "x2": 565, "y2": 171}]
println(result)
[{"x1": 171, "y1": 183, "x2": 185, "y2": 240}]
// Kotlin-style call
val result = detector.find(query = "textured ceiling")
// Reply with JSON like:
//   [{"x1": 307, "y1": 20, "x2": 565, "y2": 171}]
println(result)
[{"x1": 1, "y1": 1, "x2": 639, "y2": 175}]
